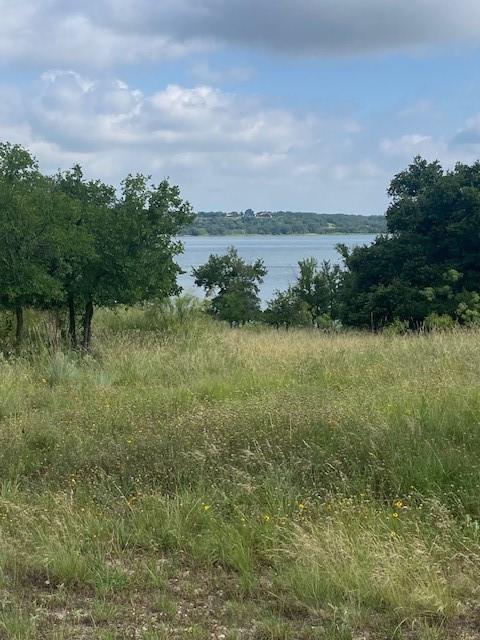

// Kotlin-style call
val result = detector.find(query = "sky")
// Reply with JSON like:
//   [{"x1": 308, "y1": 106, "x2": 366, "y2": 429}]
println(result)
[{"x1": 1, "y1": 1, "x2": 480, "y2": 214}]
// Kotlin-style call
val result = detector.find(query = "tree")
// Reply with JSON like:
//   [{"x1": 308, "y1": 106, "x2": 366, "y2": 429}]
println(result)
[
  {"x1": 340, "y1": 156, "x2": 480, "y2": 328},
  {"x1": 52, "y1": 165, "x2": 116, "y2": 349},
  {"x1": 193, "y1": 247, "x2": 266, "y2": 324},
  {"x1": 0, "y1": 144, "x2": 64, "y2": 344},
  {"x1": 264, "y1": 287, "x2": 311, "y2": 329},
  {"x1": 54, "y1": 169, "x2": 194, "y2": 350},
  {"x1": 294, "y1": 258, "x2": 343, "y2": 324},
  {"x1": 0, "y1": 142, "x2": 194, "y2": 350},
  {"x1": 214, "y1": 285, "x2": 262, "y2": 325}
]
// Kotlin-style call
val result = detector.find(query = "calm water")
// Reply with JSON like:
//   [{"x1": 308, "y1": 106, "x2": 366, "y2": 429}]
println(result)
[{"x1": 177, "y1": 234, "x2": 376, "y2": 304}]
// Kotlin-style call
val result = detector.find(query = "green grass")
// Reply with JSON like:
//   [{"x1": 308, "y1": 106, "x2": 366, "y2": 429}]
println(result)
[{"x1": 0, "y1": 311, "x2": 480, "y2": 638}]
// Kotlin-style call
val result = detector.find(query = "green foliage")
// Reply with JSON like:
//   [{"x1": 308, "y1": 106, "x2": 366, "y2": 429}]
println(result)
[
  {"x1": 193, "y1": 247, "x2": 266, "y2": 324},
  {"x1": 295, "y1": 258, "x2": 342, "y2": 322},
  {"x1": 265, "y1": 259, "x2": 342, "y2": 328},
  {"x1": 52, "y1": 168, "x2": 193, "y2": 349},
  {"x1": 183, "y1": 210, "x2": 386, "y2": 236},
  {"x1": 0, "y1": 144, "x2": 66, "y2": 343},
  {"x1": 455, "y1": 291, "x2": 480, "y2": 325},
  {"x1": 0, "y1": 142, "x2": 194, "y2": 350},
  {"x1": 264, "y1": 287, "x2": 311, "y2": 329},
  {"x1": 424, "y1": 313, "x2": 456, "y2": 332},
  {"x1": 214, "y1": 284, "x2": 262, "y2": 325},
  {"x1": 382, "y1": 318, "x2": 410, "y2": 336},
  {"x1": 340, "y1": 156, "x2": 480, "y2": 328}
]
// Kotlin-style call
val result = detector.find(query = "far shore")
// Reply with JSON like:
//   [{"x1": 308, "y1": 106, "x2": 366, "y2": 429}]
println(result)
[{"x1": 180, "y1": 231, "x2": 380, "y2": 237}]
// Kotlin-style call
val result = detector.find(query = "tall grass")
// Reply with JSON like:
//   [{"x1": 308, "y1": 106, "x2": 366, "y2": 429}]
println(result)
[{"x1": 0, "y1": 308, "x2": 479, "y2": 637}]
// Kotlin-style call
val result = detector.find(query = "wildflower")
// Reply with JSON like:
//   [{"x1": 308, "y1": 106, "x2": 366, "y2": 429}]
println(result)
[
  {"x1": 394, "y1": 499, "x2": 403, "y2": 509},
  {"x1": 298, "y1": 503, "x2": 306, "y2": 511},
  {"x1": 392, "y1": 512, "x2": 399, "y2": 518},
  {"x1": 202, "y1": 503, "x2": 210, "y2": 511},
  {"x1": 263, "y1": 514, "x2": 270, "y2": 522}
]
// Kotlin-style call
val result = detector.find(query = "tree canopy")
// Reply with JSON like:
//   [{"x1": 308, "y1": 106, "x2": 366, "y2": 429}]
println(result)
[
  {"x1": 265, "y1": 259, "x2": 342, "y2": 329},
  {"x1": 0, "y1": 143, "x2": 194, "y2": 349},
  {"x1": 193, "y1": 247, "x2": 266, "y2": 324},
  {"x1": 340, "y1": 157, "x2": 480, "y2": 328}
]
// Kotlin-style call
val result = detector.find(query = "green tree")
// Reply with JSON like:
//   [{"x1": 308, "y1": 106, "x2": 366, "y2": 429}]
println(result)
[
  {"x1": 264, "y1": 287, "x2": 311, "y2": 329},
  {"x1": 294, "y1": 258, "x2": 342, "y2": 324},
  {"x1": 193, "y1": 247, "x2": 266, "y2": 324},
  {"x1": 340, "y1": 156, "x2": 480, "y2": 328},
  {"x1": 0, "y1": 144, "x2": 64, "y2": 344},
  {"x1": 54, "y1": 169, "x2": 194, "y2": 350},
  {"x1": 52, "y1": 165, "x2": 116, "y2": 348},
  {"x1": 0, "y1": 143, "x2": 193, "y2": 350}
]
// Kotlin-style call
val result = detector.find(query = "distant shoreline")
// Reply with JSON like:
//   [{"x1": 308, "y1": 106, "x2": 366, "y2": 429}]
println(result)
[
  {"x1": 182, "y1": 211, "x2": 386, "y2": 237},
  {"x1": 180, "y1": 231, "x2": 379, "y2": 237}
]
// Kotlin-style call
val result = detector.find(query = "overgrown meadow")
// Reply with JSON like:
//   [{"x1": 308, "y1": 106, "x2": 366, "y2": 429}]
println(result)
[{"x1": 0, "y1": 304, "x2": 479, "y2": 639}]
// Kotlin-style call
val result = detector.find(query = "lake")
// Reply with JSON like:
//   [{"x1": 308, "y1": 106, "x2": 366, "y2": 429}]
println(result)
[{"x1": 177, "y1": 234, "x2": 376, "y2": 304}]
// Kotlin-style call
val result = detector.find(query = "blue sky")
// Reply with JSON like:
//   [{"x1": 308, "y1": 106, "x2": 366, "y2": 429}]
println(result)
[{"x1": 1, "y1": 0, "x2": 480, "y2": 214}]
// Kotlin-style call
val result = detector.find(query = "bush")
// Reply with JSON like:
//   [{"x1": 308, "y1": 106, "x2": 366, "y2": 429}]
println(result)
[
  {"x1": 424, "y1": 313, "x2": 456, "y2": 332},
  {"x1": 382, "y1": 318, "x2": 410, "y2": 336}
]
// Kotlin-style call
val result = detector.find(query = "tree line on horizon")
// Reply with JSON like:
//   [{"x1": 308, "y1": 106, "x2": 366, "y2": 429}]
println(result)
[
  {"x1": 194, "y1": 157, "x2": 480, "y2": 330},
  {"x1": 183, "y1": 210, "x2": 386, "y2": 236}
]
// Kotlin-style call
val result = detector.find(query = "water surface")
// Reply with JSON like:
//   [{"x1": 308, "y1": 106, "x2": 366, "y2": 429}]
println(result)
[{"x1": 177, "y1": 234, "x2": 376, "y2": 304}]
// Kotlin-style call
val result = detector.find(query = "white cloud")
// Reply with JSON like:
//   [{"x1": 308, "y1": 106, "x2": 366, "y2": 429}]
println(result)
[
  {"x1": 380, "y1": 134, "x2": 433, "y2": 156},
  {"x1": 0, "y1": 70, "x2": 391, "y2": 211},
  {"x1": 4, "y1": 69, "x2": 480, "y2": 213},
  {"x1": 26, "y1": 73, "x2": 313, "y2": 155},
  {"x1": 379, "y1": 126, "x2": 480, "y2": 170}
]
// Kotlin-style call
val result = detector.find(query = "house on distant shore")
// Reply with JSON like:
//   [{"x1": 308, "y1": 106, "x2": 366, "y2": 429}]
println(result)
[{"x1": 225, "y1": 209, "x2": 272, "y2": 219}]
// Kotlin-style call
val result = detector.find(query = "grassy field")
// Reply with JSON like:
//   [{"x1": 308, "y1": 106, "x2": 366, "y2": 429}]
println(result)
[{"x1": 1, "y1": 309, "x2": 480, "y2": 639}]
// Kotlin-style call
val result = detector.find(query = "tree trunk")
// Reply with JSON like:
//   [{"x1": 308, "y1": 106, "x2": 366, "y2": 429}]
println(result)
[
  {"x1": 15, "y1": 305, "x2": 23, "y2": 346},
  {"x1": 68, "y1": 296, "x2": 77, "y2": 349},
  {"x1": 82, "y1": 300, "x2": 94, "y2": 352}
]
